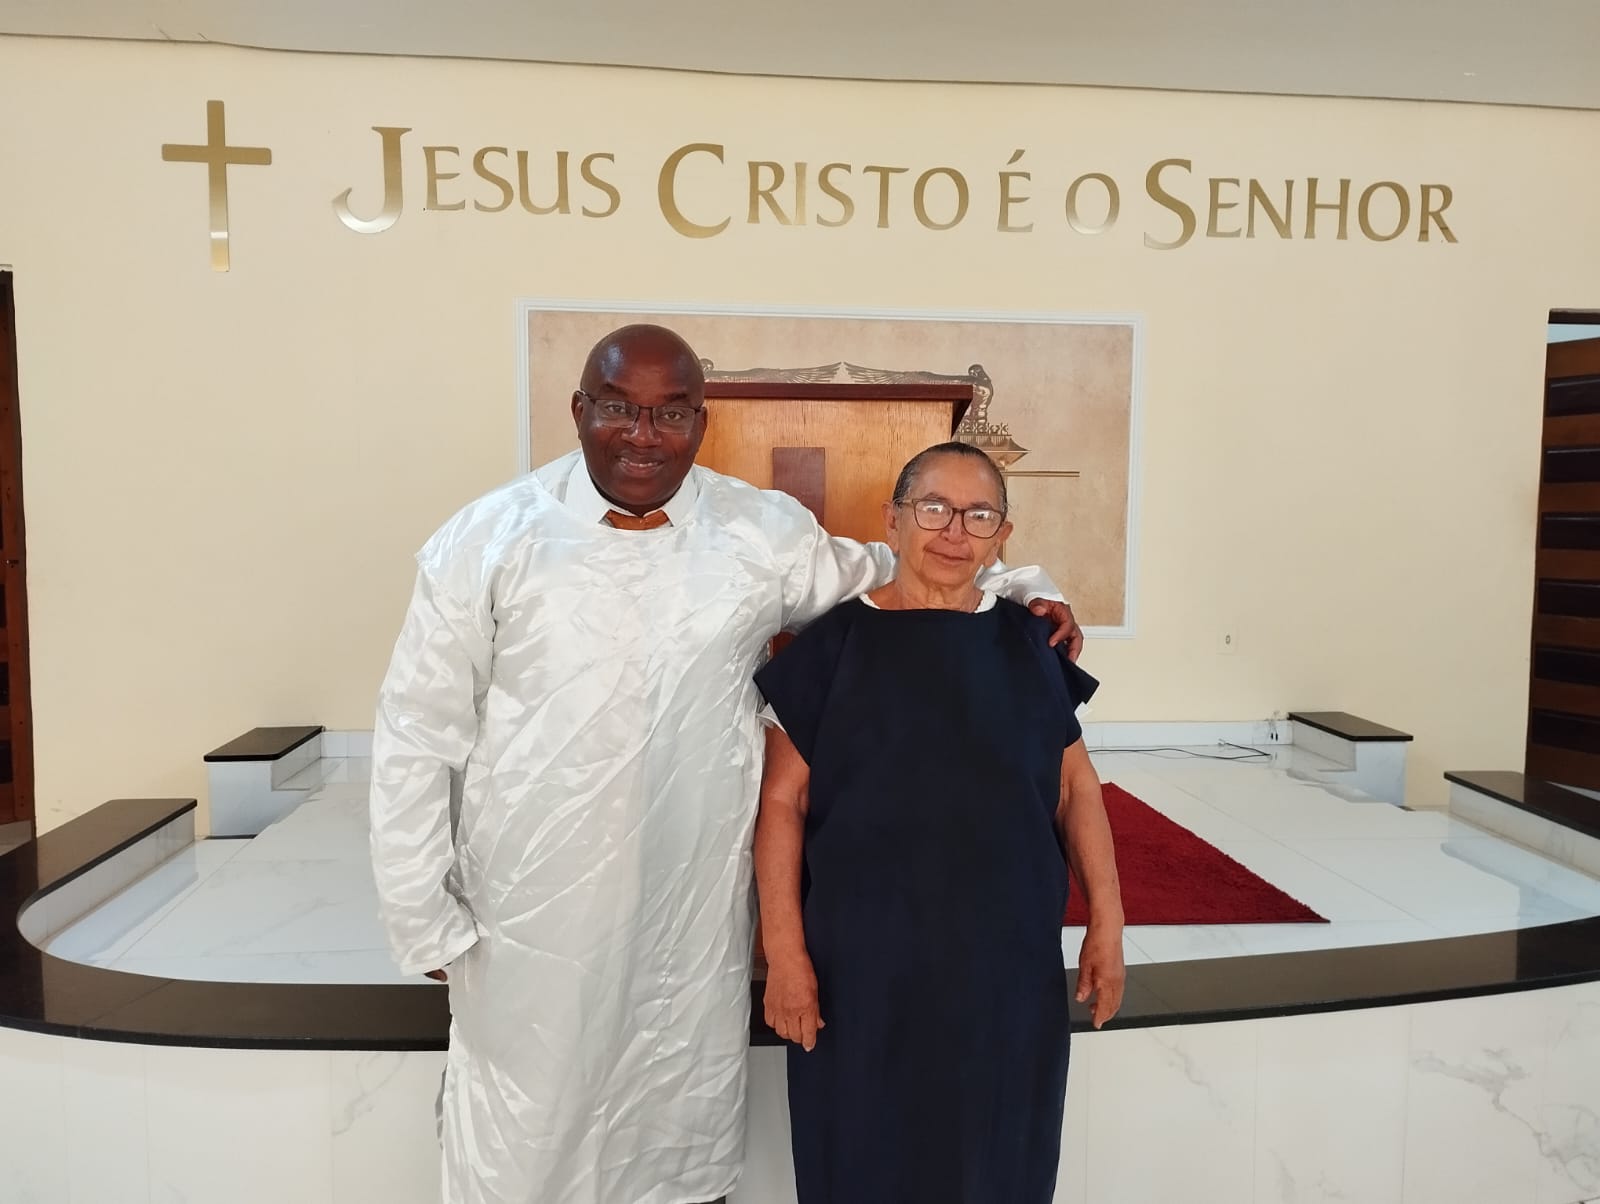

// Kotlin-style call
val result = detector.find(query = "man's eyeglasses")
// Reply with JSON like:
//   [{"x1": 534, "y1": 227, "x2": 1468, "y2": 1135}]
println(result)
[
  {"x1": 899, "y1": 497, "x2": 1007, "y2": 539},
  {"x1": 576, "y1": 389, "x2": 704, "y2": 435}
]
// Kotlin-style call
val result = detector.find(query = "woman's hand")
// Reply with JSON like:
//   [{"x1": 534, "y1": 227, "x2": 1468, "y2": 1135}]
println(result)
[
  {"x1": 765, "y1": 955, "x2": 825, "y2": 1051},
  {"x1": 1076, "y1": 923, "x2": 1126, "y2": 1029}
]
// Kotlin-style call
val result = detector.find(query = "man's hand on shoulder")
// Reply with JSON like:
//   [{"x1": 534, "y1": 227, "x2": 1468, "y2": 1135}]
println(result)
[{"x1": 1029, "y1": 599, "x2": 1083, "y2": 662}]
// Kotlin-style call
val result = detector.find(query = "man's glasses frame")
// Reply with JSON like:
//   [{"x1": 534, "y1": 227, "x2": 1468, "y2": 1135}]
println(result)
[{"x1": 576, "y1": 389, "x2": 704, "y2": 435}]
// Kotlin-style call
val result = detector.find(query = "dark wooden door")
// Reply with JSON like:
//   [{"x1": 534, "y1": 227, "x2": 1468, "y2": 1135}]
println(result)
[
  {"x1": 0, "y1": 273, "x2": 33, "y2": 825},
  {"x1": 1526, "y1": 335, "x2": 1600, "y2": 791}
]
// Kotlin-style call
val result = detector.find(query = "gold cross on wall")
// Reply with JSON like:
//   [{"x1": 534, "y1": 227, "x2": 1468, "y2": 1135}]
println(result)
[{"x1": 161, "y1": 100, "x2": 272, "y2": 273}]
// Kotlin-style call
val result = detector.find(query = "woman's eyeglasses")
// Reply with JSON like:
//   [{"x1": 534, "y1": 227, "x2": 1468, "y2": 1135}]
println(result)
[{"x1": 899, "y1": 497, "x2": 1006, "y2": 539}]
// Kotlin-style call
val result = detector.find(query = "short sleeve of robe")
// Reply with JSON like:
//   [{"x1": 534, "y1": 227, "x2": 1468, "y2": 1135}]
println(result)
[
  {"x1": 753, "y1": 603, "x2": 861, "y2": 765},
  {"x1": 994, "y1": 600, "x2": 1100, "y2": 748}
]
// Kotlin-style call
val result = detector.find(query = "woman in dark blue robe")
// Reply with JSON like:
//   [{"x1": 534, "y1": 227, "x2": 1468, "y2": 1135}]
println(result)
[{"x1": 753, "y1": 442, "x2": 1125, "y2": 1204}]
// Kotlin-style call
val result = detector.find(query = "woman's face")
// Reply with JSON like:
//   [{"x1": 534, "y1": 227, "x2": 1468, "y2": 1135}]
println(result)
[{"x1": 884, "y1": 454, "x2": 1014, "y2": 593}]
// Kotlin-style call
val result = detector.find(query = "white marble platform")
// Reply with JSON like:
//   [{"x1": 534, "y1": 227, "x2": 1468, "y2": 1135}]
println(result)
[{"x1": 42, "y1": 746, "x2": 1600, "y2": 983}]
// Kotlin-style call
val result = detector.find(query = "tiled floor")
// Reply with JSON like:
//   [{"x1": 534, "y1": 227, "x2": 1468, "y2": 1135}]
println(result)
[{"x1": 41, "y1": 746, "x2": 1600, "y2": 984}]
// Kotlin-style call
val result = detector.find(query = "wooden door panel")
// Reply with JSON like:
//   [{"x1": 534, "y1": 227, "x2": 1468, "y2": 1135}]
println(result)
[
  {"x1": 1546, "y1": 339, "x2": 1600, "y2": 379},
  {"x1": 1536, "y1": 548, "x2": 1600, "y2": 578},
  {"x1": 1545, "y1": 414, "x2": 1600, "y2": 446},
  {"x1": 1527, "y1": 335, "x2": 1600, "y2": 793},
  {"x1": 1527, "y1": 744, "x2": 1600, "y2": 788},
  {"x1": 1534, "y1": 615, "x2": 1600, "y2": 650},
  {"x1": 1530, "y1": 680, "x2": 1600, "y2": 714},
  {"x1": 1540, "y1": 483, "x2": 1600, "y2": 512},
  {"x1": 0, "y1": 275, "x2": 27, "y2": 825}
]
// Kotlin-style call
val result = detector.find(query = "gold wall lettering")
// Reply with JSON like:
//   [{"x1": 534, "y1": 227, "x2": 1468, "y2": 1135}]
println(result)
[
  {"x1": 1143, "y1": 160, "x2": 1455, "y2": 249},
  {"x1": 157, "y1": 102, "x2": 1463, "y2": 268},
  {"x1": 651, "y1": 146, "x2": 1456, "y2": 246}
]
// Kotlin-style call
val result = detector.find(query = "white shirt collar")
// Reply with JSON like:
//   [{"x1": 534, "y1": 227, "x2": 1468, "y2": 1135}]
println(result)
[
  {"x1": 860, "y1": 589, "x2": 998, "y2": 612},
  {"x1": 562, "y1": 456, "x2": 700, "y2": 527}
]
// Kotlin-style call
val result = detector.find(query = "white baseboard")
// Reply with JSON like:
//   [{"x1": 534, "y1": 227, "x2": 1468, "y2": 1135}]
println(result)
[{"x1": 1081, "y1": 719, "x2": 1290, "y2": 749}]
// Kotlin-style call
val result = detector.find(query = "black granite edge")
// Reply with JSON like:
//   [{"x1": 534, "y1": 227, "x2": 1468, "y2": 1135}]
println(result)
[
  {"x1": 1445, "y1": 770, "x2": 1600, "y2": 842},
  {"x1": 63, "y1": 980, "x2": 448, "y2": 1051},
  {"x1": 202, "y1": 725, "x2": 324, "y2": 763},
  {"x1": 0, "y1": 982, "x2": 450, "y2": 1052},
  {"x1": 0, "y1": 799, "x2": 451, "y2": 1050},
  {"x1": 1288, "y1": 711, "x2": 1414, "y2": 743},
  {"x1": 1079, "y1": 917, "x2": 1600, "y2": 1032},
  {"x1": 1085, "y1": 970, "x2": 1600, "y2": 1034},
  {"x1": 754, "y1": 918, "x2": 1600, "y2": 1041},
  {"x1": 8, "y1": 801, "x2": 1600, "y2": 1050},
  {"x1": 12, "y1": 799, "x2": 197, "y2": 899}
]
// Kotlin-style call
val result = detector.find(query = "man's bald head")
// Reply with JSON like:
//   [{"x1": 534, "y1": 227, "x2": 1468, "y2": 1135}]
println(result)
[
  {"x1": 580, "y1": 325, "x2": 706, "y2": 397},
  {"x1": 571, "y1": 324, "x2": 710, "y2": 515}
]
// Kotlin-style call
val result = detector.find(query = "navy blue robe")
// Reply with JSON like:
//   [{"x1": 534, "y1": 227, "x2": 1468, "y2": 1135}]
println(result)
[{"x1": 755, "y1": 597, "x2": 1096, "y2": 1204}]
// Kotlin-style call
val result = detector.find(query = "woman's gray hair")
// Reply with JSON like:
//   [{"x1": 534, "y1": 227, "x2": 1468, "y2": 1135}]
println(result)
[{"x1": 891, "y1": 441, "x2": 1009, "y2": 513}]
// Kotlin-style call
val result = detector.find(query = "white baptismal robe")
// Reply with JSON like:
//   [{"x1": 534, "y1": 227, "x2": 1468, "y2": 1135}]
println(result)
[{"x1": 370, "y1": 451, "x2": 1059, "y2": 1204}]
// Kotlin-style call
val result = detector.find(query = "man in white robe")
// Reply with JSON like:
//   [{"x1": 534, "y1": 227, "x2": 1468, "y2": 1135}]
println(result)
[{"x1": 370, "y1": 324, "x2": 1079, "y2": 1204}]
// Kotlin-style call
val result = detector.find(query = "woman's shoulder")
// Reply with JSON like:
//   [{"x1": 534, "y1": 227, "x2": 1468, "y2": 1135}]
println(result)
[
  {"x1": 755, "y1": 599, "x2": 866, "y2": 714},
  {"x1": 993, "y1": 597, "x2": 1100, "y2": 707},
  {"x1": 783, "y1": 597, "x2": 869, "y2": 652},
  {"x1": 992, "y1": 594, "x2": 1048, "y2": 636}
]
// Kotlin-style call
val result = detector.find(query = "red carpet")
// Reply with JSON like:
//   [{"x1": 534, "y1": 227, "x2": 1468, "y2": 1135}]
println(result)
[{"x1": 1064, "y1": 783, "x2": 1327, "y2": 925}]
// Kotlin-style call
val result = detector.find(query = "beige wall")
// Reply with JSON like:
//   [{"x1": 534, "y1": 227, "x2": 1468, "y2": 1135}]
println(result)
[{"x1": 0, "y1": 36, "x2": 1595, "y2": 829}]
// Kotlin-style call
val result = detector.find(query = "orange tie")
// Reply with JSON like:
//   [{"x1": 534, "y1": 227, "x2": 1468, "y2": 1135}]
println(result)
[{"x1": 604, "y1": 508, "x2": 670, "y2": 531}]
